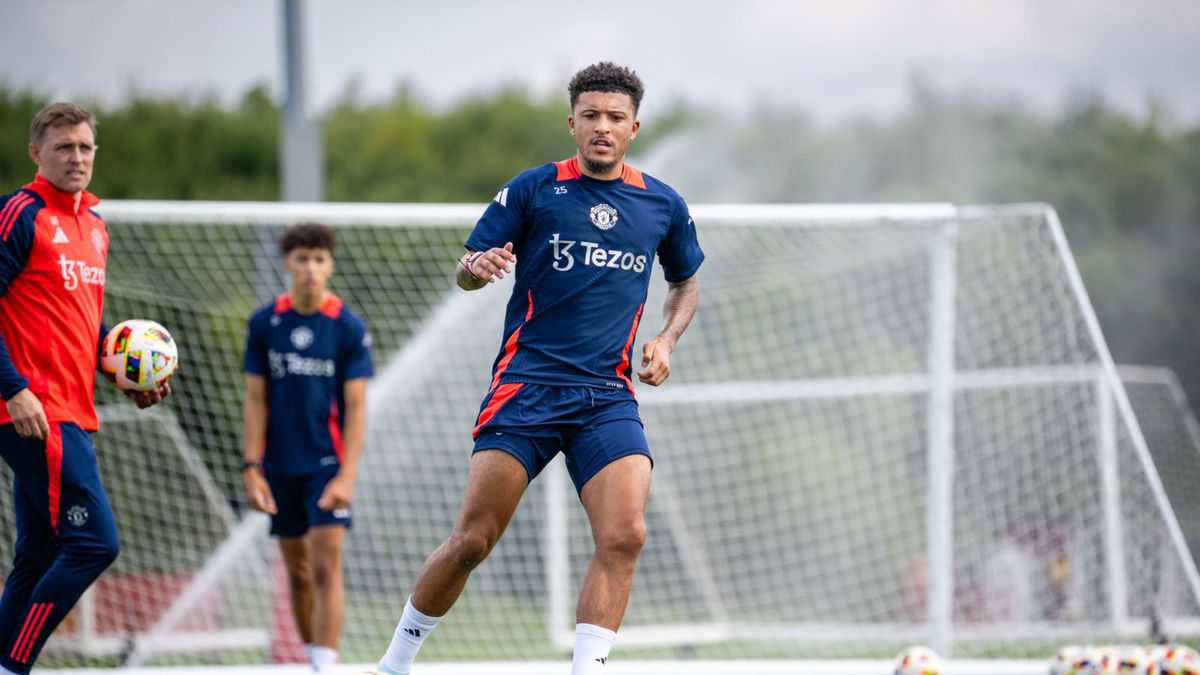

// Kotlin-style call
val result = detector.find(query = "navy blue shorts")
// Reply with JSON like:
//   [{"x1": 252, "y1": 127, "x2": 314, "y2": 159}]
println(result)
[
  {"x1": 471, "y1": 383, "x2": 652, "y2": 494},
  {"x1": 263, "y1": 467, "x2": 351, "y2": 538}
]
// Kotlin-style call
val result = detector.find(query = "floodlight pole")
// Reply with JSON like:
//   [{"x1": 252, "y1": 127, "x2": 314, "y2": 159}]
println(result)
[{"x1": 280, "y1": 0, "x2": 323, "y2": 202}]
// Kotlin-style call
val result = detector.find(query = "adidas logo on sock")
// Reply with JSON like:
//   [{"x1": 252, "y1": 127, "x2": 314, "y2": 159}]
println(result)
[
  {"x1": 595, "y1": 656, "x2": 607, "y2": 664},
  {"x1": 403, "y1": 627, "x2": 422, "y2": 638}
]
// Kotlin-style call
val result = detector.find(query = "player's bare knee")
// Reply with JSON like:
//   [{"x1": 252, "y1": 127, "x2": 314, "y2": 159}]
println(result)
[
  {"x1": 311, "y1": 555, "x2": 342, "y2": 589},
  {"x1": 595, "y1": 520, "x2": 646, "y2": 560},
  {"x1": 448, "y1": 524, "x2": 499, "y2": 568},
  {"x1": 288, "y1": 570, "x2": 315, "y2": 596},
  {"x1": 285, "y1": 558, "x2": 314, "y2": 589}
]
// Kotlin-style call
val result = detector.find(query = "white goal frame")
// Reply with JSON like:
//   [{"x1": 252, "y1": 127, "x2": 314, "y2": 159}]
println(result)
[{"x1": 90, "y1": 201, "x2": 1200, "y2": 662}]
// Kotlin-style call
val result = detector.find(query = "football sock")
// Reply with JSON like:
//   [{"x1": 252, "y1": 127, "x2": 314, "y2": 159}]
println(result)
[
  {"x1": 570, "y1": 623, "x2": 616, "y2": 674},
  {"x1": 310, "y1": 645, "x2": 338, "y2": 673},
  {"x1": 379, "y1": 596, "x2": 442, "y2": 674}
]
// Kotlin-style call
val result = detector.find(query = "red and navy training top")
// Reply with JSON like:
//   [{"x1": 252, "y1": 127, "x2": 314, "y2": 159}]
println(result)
[{"x1": 465, "y1": 157, "x2": 704, "y2": 397}]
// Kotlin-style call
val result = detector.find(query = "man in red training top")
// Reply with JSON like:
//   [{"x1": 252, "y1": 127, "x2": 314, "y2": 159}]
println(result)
[{"x1": 0, "y1": 102, "x2": 169, "y2": 674}]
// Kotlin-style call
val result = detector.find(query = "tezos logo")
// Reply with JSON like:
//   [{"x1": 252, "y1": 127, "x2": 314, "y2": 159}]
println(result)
[
  {"x1": 589, "y1": 203, "x2": 618, "y2": 230},
  {"x1": 57, "y1": 254, "x2": 105, "y2": 291},
  {"x1": 549, "y1": 233, "x2": 646, "y2": 274},
  {"x1": 67, "y1": 505, "x2": 89, "y2": 527},
  {"x1": 269, "y1": 349, "x2": 335, "y2": 379},
  {"x1": 291, "y1": 326, "x2": 314, "y2": 350}
]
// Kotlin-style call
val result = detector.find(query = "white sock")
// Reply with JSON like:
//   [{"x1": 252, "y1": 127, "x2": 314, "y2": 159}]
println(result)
[
  {"x1": 571, "y1": 623, "x2": 616, "y2": 674},
  {"x1": 311, "y1": 645, "x2": 338, "y2": 673},
  {"x1": 379, "y1": 596, "x2": 443, "y2": 674},
  {"x1": 304, "y1": 644, "x2": 315, "y2": 668}
]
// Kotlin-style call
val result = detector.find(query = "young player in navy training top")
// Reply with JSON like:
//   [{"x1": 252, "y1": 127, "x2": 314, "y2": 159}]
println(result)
[
  {"x1": 242, "y1": 223, "x2": 372, "y2": 675},
  {"x1": 375, "y1": 62, "x2": 703, "y2": 675},
  {"x1": 0, "y1": 103, "x2": 169, "y2": 675}
]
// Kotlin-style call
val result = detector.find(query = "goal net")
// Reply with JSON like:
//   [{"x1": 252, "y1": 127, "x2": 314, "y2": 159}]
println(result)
[{"x1": 2, "y1": 201, "x2": 1196, "y2": 667}]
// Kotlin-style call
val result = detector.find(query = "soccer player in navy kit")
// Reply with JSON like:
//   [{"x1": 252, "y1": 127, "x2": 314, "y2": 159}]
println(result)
[
  {"x1": 376, "y1": 62, "x2": 702, "y2": 675},
  {"x1": 241, "y1": 223, "x2": 372, "y2": 675}
]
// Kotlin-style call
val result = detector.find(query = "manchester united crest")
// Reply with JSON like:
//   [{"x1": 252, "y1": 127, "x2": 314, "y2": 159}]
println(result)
[
  {"x1": 67, "y1": 505, "x2": 89, "y2": 526},
  {"x1": 291, "y1": 326, "x2": 314, "y2": 350},
  {"x1": 91, "y1": 227, "x2": 107, "y2": 253},
  {"x1": 589, "y1": 203, "x2": 618, "y2": 230}
]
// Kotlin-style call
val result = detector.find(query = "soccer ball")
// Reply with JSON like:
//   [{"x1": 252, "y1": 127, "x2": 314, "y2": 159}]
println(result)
[
  {"x1": 1154, "y1": 645, "x2": 1200, "y2": 675},
  {"x1": 1091, "y1": 646, "x2": 1120, "y2": 674},
  {"x1": 894, "y1": 645, "x2": 941, "y2": 675},
  {"x1": 1056, "y1": 645, "x2": 1114, "y2": 674},
  {"x1": 100, "y1": 319, "x2": 178, "y2": 391},
  {"x1": 1051, "y1": 645, "x2": 1090, "y2": 675},
  {"x1": 1110, "y1": 645, "x2": 1150, "y2": 673}
]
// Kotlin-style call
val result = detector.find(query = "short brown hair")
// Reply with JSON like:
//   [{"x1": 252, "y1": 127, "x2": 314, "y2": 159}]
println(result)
[
  {"x1": 569, "y1": 62, "x2": 645, "y2": 114},
  {"x1": 279, "y1": 222, "x2": 337, "y2": 255},
  {"x1": 30, "y1": 102, "x2": 97, "y2": 146}
]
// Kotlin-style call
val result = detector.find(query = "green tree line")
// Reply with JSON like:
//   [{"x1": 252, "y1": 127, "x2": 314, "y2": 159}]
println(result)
[
  {"x1": 656, "y1": 82, "x2": 1200, "y2": 422},
  {"x1": 0, "y1": 83, "x2": 1196, "y2": 417}
]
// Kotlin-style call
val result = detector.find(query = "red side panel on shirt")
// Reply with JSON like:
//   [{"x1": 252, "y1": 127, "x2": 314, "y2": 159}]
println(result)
[
  {"x1": 328, "y1": 399, "x2": 344, "y2": 461},
  {"x1": 615, "y1": 304, "x2": 644, "y2": 395},
  {"x1": 489, "y1": 290, "x2": 534, "y2": 390}
]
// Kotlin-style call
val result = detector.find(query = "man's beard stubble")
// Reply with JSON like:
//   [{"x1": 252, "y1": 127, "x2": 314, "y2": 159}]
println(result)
[{"x1": 581, "y1": 155, "x2": 618, "y2": 176}]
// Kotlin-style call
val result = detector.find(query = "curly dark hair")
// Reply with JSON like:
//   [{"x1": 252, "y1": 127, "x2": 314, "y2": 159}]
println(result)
[
  {"x1": 568, "y1": 62, "x2": 644, "y2": 113},
  {"x1": 278, "y1": 222, "x2": 337, "y2": 255}
]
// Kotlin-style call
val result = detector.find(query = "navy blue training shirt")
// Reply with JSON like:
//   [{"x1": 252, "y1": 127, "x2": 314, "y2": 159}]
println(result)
[
  {"x1": 243, "y1": 294, "x2": 373, "y2": 475},
  {"x1": 465, "y1": 157, "x2": 704, "y2": 396}
]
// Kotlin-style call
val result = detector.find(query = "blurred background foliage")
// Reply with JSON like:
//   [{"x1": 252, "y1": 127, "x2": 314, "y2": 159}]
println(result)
[{"x1": 0, "y1": 81, "x2": 1195, "y2": 416}]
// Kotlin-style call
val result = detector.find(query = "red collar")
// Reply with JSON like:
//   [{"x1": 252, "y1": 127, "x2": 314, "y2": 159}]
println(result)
[
  {"x1": 26, "y1": 174, "x2": 100, "y2": 215},
  {"x1": 274, "y1": 293, "x2": 343, "y2": 319},
  {"x1": 554, "y1": 157, "x2": 646, "y2": 189}
]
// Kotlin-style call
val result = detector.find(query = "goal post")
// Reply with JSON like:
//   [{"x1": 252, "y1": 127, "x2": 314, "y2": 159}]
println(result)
[
  {"x1": 544, "y1": 203, "x2": 1200, "y2": 654},
  {"x1": 4, "y1": 201, "x2": 1198, "y2": 667}
]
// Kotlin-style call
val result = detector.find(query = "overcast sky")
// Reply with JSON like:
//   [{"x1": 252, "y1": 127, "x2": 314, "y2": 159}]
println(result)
[{"x1": 2, "y1": 0, "x2": 1198, "y2": 123}]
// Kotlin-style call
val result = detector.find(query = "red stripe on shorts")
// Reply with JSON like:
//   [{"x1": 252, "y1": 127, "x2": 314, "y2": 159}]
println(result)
[{"x1": 473, "y1": 382, "x2": 523, "y2": 439}]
